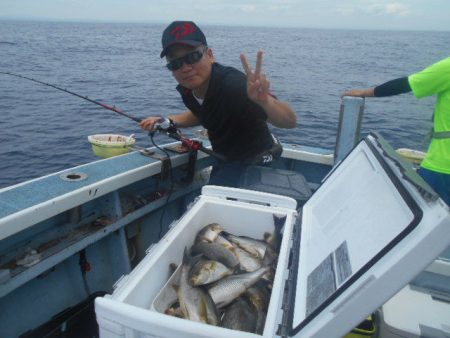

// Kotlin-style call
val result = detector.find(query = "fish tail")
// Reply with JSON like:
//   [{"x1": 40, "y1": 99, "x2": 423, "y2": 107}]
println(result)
[
  {"x1": 273, "y1": 213, "x2": 286, "y2": 233},
  {"x1": 183, "y1": 246, "x2": 202, "y2": 267},
  {"x1": 182, "y1": 247, "x2": 190, "y2": 265}
]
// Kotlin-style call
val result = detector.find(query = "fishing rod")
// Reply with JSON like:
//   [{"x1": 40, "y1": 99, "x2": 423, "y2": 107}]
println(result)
[
  {"x1": 0, "y1": 71, "x2": 142, "y2": 123},
  {"x1": 0, "y1": 71, "x2": 225, "y2": 160},
  {"x1": 152, "y1": 117, "x2": 227, "y2": 161}
]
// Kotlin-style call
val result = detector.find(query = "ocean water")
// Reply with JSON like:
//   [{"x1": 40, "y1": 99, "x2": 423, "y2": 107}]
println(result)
[{"x1": 0, "y1": 21, "x2": 448, "y2": 188}]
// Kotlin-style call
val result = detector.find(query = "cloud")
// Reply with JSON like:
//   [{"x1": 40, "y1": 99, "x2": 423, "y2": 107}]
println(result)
[
  {"x1": 336, "y1": 7, "x2": 356, "y2": 15},
  {"x1": 337, "y1": 1, "x2": 411, "y2": 17},
  {"x1": 269, "y1": 5, "x2": 290, "y2": 11},
  {"x1": 240, "y1": 5, "x2": 256, "y2": 13},
  {"x1": 385, "y1": 3, "x2": 410, "y2": 15},
  {"x1": 367, "y1": 2, "x2": 410, "y2": 16}
]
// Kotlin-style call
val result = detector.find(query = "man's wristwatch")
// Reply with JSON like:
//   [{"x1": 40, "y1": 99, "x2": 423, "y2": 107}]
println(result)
[{"x1": 168, "y1": 118, "x2": 176, "y2": 128}]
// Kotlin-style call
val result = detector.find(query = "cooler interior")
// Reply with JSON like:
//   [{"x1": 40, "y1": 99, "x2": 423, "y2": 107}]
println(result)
[{"x1": 109, "y1": 192, "x2": 296, "y2": 329}]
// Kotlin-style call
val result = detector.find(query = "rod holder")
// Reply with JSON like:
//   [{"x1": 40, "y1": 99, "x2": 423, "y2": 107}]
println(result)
[{"x1": 334, "y1": 97, "x2": 365, "y2": 164}]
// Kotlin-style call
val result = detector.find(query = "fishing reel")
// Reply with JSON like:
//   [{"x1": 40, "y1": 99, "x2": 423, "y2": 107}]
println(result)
[
  {"x1": 150, "y1": 116, "x2": 225, "y2": 161},
  {"x1": 151, "y1": 117, "x2": 178, "y2": 136},
  {"x1": 152, "y1": 117, "x2": 203, "y2": 152}
]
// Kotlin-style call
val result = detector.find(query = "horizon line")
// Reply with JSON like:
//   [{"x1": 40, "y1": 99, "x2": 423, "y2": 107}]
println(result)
[{"x1": 0, "y1": 17, "x2": 449, "y2": 33}]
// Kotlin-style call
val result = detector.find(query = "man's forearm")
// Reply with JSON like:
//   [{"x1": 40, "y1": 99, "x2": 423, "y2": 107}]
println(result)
[
  {"x1": 374, "y1": 77, "x2": 411, "y2": 97},
  {"x1": 261, "y1": 96, "x2": 297, "y2": 128},
  {"x1": 169, "y1": 111, "x2": 200, "y2": 128}
]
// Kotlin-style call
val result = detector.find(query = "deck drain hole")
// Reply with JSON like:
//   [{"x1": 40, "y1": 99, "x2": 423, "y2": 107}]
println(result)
[{"x1": 60, "y1": 172, "x2": 88, "y2": 181}]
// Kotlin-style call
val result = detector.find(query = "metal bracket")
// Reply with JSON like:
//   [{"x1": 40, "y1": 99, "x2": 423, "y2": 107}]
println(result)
[
  {"x1": 138, "y1": 149, "x2": 171, "y2": 180},
  {"x1": 159, "y1": 156, "x2": 171, "y2": 180}
]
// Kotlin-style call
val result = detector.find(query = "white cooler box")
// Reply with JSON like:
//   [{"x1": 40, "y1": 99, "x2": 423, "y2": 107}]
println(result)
[
  {"x1": 378, "y1": 284, "x2": 450, "y2": 338},
  {"x1": 95, "y1": 133, "x2": 450, "y2": 338}
]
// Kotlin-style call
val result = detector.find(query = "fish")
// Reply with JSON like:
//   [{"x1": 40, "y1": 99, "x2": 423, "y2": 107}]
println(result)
[
  {"x1": 164, "y1": 303, "x2": 184, "y2": 318},
  {"x1": 262, "y1": 246, "x2": 278, "y2": 267},
  {"x1": 191, "y1": 242, "x2": 239, "y2": 268},
  {"x1": 263, "y1": 213, "x2": 286, "y2": 251},
  {"x1": 245, "y1": 285, "x2": 270, "y2": 334},
  {"x1": 208, "y1": 266, "x2": 270, "y2": 308},
  {"x1": 169, "y1": 263, "x2": 178, "y2": 273},
  {"x1": 224, "y1": 232, "x2": 269, "y2": 259},
  {"x1": 173, "y1": 249, "x2": 220, "y2": 325},
  {"x1": 189, "y1": 259, "x2": 233, "y2": 286},
  {"x1": 221, "y1": 298, "x2": 257, "y2": 333},
  {"x1": 234, "y1": 246, "x2": 262, "y2": 272},
  {"x1": 246, "y1": 285, "x2": 270, "y2": 312},
  {"x1": 196, "y1": 223, "x2": 224, "y2": 243},
  {"x1": 214, "y1": 234, "x2": 234, "y2": 250},
  {"x1": 261, "y1": 266, "x2": 276, "y2": 284}
]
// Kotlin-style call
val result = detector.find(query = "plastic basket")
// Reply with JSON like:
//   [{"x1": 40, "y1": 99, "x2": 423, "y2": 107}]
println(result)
[{"x1": 88, "y1": 134, "x2": 135, "y2": 158}]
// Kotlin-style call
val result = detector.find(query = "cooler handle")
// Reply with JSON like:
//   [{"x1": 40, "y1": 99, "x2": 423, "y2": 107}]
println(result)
[{"x1": 202, "y1": 185, "x2": 297, "y2": 210}]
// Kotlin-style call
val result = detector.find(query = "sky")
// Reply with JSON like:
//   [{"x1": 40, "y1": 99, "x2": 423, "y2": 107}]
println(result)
[{"x1": 0, "y1": 0, "x2": 449, "y2": 31}]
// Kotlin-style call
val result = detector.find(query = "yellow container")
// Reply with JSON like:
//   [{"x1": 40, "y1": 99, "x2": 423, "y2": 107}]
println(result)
[
  {"x1": 396, "y1": 148, "x2": 426, "y2": 165},
  {"x1": 88, "y1": 134, "x2": 136, "y2": 158},
  {"x1": 344, "y1": 315, "x2": 376, "y2": 338}
]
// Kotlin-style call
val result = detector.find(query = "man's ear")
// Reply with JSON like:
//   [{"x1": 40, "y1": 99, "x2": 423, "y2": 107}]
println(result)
[{"x1": 207, "y1": 48, "x2": 215, "y2": 62}]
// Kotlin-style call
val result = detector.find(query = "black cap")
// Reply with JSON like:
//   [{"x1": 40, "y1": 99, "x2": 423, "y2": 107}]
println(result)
[{"x1": 160, "y1": 21, "x2": 207, "y2": 58}]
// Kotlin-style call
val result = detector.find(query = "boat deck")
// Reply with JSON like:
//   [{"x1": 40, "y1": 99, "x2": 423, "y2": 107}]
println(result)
[{"x1": 0, "y1": 143, "x2": 332, "y2": 217}]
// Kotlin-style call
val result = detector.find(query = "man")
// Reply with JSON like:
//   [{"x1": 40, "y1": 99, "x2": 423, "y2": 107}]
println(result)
[
  {"x1": 140, "y1": 21, "x2": 297, "y2": 187},
  {"x1": 342, "y1": 57, "x2": 450, "y2": 206}
]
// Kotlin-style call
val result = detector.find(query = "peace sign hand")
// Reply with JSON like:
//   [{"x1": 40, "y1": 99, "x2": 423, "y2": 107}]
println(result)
[{"x1": 240, "y1": 50, "x2": 271, "y2": 105}]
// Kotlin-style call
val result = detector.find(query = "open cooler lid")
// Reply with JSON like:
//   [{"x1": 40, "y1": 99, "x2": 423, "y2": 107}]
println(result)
[{"x1": 284, "y1": 132, "x2": 450, "y2": 338}]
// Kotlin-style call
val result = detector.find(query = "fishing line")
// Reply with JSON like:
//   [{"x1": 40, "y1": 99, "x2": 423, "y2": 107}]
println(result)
[
  {"x1": 1, "y1": 71, "x2": 177, "y2": 238},
  {"x1": 1, "y1": 71, "x2": 220, "y2": 237},
  {"x1": 0, "y1": 71, "x2": 142, "y2": 123},
  {"x1": 0, "y1": 71, "x2": 225, "y2": 160}
]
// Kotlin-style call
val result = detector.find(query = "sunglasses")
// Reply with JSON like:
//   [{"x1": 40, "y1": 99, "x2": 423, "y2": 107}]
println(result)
[{"x1": 166, "y1": 46, "x2": 208, "y2": 71}]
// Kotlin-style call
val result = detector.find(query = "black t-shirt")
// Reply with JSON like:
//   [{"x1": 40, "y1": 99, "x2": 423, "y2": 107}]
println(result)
[{"x1": 176, "y1": 63, "x2": 273, "y2": 162}]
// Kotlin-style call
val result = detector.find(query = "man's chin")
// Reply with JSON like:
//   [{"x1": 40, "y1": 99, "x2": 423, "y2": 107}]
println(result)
[{"x1": 182, "y1": 81, "x2": 201, "y2": 90}]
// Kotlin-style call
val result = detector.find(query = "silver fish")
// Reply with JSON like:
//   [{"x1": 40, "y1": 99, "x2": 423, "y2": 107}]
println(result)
[
  {"x1": 262, "y1": 246, "x2": 278, "y2": 266},
  {"x1": 246, "y1": 285, "x2": 270, "y2": 312},
  {"x1": 214, "y1": 234, "x2": 234, "y2": 250},
  {"x1": 191, "y1": 242, "x2": 239, "y2": 268},
  {"x1": 173, "y1": 249, "x2": 219, "y2": 325},
  {"x1": 189, "y1": 259, "x2": 233, "y2": 286},
  {"x1": 196, "y1": 223, "x2": 224, "y2": 243},
  {"x1": 208, "y1": 266, "x2": 270, "y2": 308},
  {"x1": 221, "y1": 298, "x2": 257, "y2": 333},
  {"x1": 261, "y1": 266, "x2": 276, "y2": 284},
  {"x1": 224, "y1": 233, "x2": 269, "y2": 259},
  {"x1": 234, "y1": 246, "x2": 262, "y2": 272},
  {"x1": 245, "y1": 286, "x2": 270, "y2": 334}
]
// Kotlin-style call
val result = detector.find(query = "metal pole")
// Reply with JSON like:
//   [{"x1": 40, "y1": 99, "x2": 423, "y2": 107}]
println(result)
[{"x1": 334, "y1": 97, "x2": 365, "y2": 164}]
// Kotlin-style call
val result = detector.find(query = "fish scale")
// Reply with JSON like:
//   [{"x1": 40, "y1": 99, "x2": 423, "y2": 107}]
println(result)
[{"x1": 208, "y1": 266, "x2": 270, "y2": 308}]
